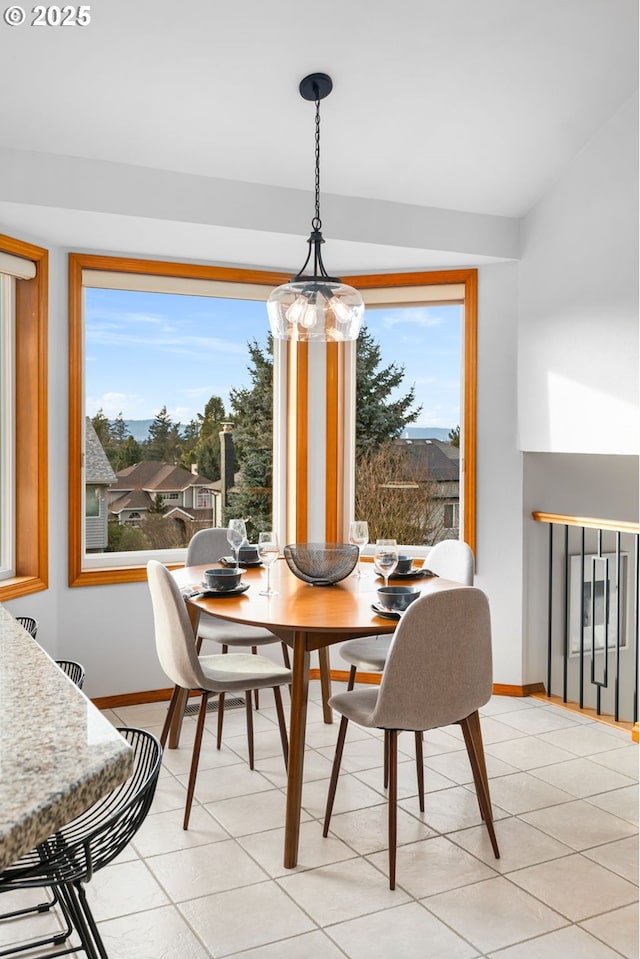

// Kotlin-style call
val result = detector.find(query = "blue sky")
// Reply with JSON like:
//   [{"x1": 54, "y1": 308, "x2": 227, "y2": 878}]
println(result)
[{"x1": 84, "y1": 288, "x2": 461, "y2": 429}]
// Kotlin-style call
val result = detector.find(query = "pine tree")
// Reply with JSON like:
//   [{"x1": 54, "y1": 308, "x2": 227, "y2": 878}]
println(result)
[
  {"x1": 192, "y1": 395, "x2": 227, "y2": 479},
  {"x1": 91, "y1": 409, "x2": 112, "y2": 448},
  {"x1": 355, "y1": 326, "x2": 421, "y2": 455},
  {"x1": 144, "y1": 406, "x2": 182, "y2": 462}
]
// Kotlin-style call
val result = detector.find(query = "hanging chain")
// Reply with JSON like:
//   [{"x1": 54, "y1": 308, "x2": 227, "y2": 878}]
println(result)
[{"x1": 312, "y1": 96, "x2": 322, "y2": 231}]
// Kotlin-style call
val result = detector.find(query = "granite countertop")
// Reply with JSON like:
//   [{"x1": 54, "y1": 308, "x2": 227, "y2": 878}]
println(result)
[{"x1": 0, "y1": 606, "x2": 133, "y2": 872}]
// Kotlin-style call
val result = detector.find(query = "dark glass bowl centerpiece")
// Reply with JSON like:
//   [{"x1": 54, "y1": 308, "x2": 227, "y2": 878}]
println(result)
[{"x1": 284, "y1": 543, "x2": 359, "y2": 586}]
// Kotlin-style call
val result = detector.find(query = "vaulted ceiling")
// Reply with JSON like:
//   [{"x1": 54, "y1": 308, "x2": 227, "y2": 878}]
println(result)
[{"x1": 1, "y1": 0, "x2": 637, "y2": 271}]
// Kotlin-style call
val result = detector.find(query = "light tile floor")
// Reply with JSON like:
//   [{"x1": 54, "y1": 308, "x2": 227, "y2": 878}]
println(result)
[{"x1": 1, "y1": 685, "x2": 638, "y2": 958}]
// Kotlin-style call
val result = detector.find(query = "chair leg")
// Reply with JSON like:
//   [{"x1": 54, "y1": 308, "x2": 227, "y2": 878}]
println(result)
[
  {"x1": 58, "y1": 881, "x2": 101, "y2": 959},
  {"x1": 388, "y1": 730, "x2": 398, "y2": 890},
  {"x1": 245, "y1": 690, "x2": 255, "y2": 769},
  {"x1": 0, "y1": 886, "x2": 72, "y2": 956},
  {"x1": 75, "y1": 880, "x2": 110, "y2": 959},
  {"x1": 217, "y1": 692, "x2": 225, "y2": 749},
  {"x1": 383, "y1": 729, "x2": 389, "y2": 789},
  {"x1": 160, "y1": 684, "x2": 184, "y2": 749},
  {"x1": 459, "y1": 712, "x2": 500, "y2": 858},
  {"x1": 281, "y1": 642, "x2": 292, "y2": 696},
  {"x1": 184, "y1": 691, "x2": 209, "y2": 830},
  {"x1": 273, "y1": 686, "x2": 289, "y2": 771},
  {"x1": 414, "y1": 730, "x2": 425, "y2": 813},
  {"x1": 323, "y1": 715, "x2": 349, "y2": 836},
  {"x1": 252, "y1": 647, "x2": 259, "y2": 709},
  {"x1": 347, "y1": 665, "x2": 357, "y2": 691}
]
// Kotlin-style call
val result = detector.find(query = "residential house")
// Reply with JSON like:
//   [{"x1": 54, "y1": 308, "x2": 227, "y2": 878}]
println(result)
[
  {"x1": 108, "y1": 462, "x2": 218, "y2": 537},
  {"x1": 391, "y1": 437, "x2": 460, "y2": 539},
  {"x1": 84, "y1": 418, "x2": 117, "y2": 552}
]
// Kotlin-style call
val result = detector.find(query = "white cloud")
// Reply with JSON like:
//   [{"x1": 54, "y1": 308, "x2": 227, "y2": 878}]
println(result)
[
  {"x1": 85, "y1": 392, "x2": 145, "y2": 419},
  {"x1": 377, "y1": 307, "x2": 446, "y2": 330}
]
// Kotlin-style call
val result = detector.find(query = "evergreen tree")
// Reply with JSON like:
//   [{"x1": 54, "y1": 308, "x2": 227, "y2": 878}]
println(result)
[
  {"x1": 148, "y1": 492, "x2": 167, "y2": 515},
  {"x1": 117, "y1": 435, "x2": 142, "y2": 470},
  {"x1": 108, "y1": 412, "x2": 142, "y2": 470},
  {"x1": 355, "y1": 326, "x2": 421, "y2": 455},
  {"x1": 91, "y1": 409, "x2": 112, "y2": 448},
  {"x1": 111, "y1": 412, "x2": 130, "y2": 444},
  {"x1": 144, "y1": 406, "x2": 182, "y2": 462},
  {"x1": 192, "y1": 395, "x2": 227, "y2": 479}
]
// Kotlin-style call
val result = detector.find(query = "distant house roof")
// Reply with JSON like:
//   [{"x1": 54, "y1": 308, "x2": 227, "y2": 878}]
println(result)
[
  {"x1": 109, "y1": 489, "x2": 153, "y2": 515},
  {"x1": 112, "y1": 461, "x2": 216, "y2": 493},
  {"x1": 85, "y1": 418, "x2": 117, "y2": 485},
  {"x1": 391, "y1": 438, "x2": 459, "y2": 483}
]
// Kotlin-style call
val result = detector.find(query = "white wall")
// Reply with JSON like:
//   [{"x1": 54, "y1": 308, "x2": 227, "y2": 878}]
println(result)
[
  {"x1": 517, "y1": 92, "x2": 639, "y2": 685},
  {"x1": 517, "y1": 92, "x2": 639, "y2": 455},
  {"x1": 474, "y1": 263, "x2": 524, "y2": 685},
  {"x1": 5, "y1": 225, "x2": 525, "y2": 695},
  {"x1": 6, "y1": 91, "x2": 638, "y2": 696}
]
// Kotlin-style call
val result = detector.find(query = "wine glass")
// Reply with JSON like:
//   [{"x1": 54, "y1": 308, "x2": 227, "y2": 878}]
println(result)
[
  {"x1": 257, "y1": 531, "x2": 279, "y2": 596},
  {"x1": 227, "y1": 518, "x2": 247, "y2": 569},
  {"x1": 373, "y1": 538, "x2": 399, "y2": 589},
  {"x1": 349, "y1": 520, "x2": 369, "y2": 577}
]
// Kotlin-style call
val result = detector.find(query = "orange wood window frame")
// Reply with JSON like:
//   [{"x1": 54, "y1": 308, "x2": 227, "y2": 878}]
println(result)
[
  {"x1": 69, "y1": 256, "x2": 477, "y2": 584},
  {"x1": 324, "y1": 268, "x2": 477, "y2": 554},
  {"x1": 68, "y1": 254, "x2": 288, "y2": 587},
  {"x1": 0, "y1": 234, "x2": 48, "y2": 600}
]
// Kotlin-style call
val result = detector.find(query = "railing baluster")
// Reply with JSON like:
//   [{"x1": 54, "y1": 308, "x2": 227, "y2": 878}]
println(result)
[
  {"x1": 547, "y1": 523, "x2": 553, "y2": 696},
  {"x1": 579, "y1": 527, "x2": 585, "y2": 709},
  {"x1": 563, "y1": 524, "x2": 569, "y2": 703},
  {"x1": 533, "y1": 512, "x2": 639, "y2": 736},
  {"x1": 614, "y1": 531, "x2": 621, "y2": 722},
  {"x1": 634, "y1": 534, "x2": 639, "y2": 725}
]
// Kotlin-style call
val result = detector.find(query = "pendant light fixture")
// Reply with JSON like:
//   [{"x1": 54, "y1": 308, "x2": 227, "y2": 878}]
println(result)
[{"x1": 267, "y1": 73, "x2": 364, "y2": 342}]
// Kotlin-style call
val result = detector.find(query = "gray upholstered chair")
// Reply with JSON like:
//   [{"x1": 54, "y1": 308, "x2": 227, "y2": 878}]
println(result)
[
  {"x1": 339, "y1": 539, "x2": 475, "y2": 689},
  {"x1": 147, "y1": 560, "x2": 292, "y2": 829},
  {"x1": 324, "y1": 585, "x2": 499, "y2": 889},
  {"x1": 186, "y1": 528, "x2": 291, "y2": 711}
]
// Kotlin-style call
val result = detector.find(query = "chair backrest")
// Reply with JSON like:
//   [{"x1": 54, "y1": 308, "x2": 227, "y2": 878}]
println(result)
[
  {"x1": 424, "y1": 540, "x2": 474, "y2": 585},
  {"x1": 15, "y1": 616, "x2": 38, "y2": 638},
  {"x1": 56, "y1": 660, "x2": 86, "y2": 689},
  {"x1": 372, "y1": 586, "x2": 492, "y2": 732},
  {"x1": 186, "y1": 528, "x2": 231, "y2": 567},
  {"x1": 147, "y1": 560, "x2": 206, "y2": 690},
  {"x1": 0, "y1": 727, "x2": 162, "y2": 886}
]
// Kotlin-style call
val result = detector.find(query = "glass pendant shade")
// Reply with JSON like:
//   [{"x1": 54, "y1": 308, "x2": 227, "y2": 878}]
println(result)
[
  {"x1": 267, "y1": 73, "x2": 364, "y2": 343},
  {"x1": 268, "y1": 278, "x2": 364, "y2": 342}
]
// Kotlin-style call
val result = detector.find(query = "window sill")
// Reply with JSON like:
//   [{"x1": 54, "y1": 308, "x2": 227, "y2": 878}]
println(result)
[
  {"x1": 0, "y1": 575, "x2": 47, "y2": 601},
  {"x1": 70, "y1": 565, "x2": 183, "y2": 588}
]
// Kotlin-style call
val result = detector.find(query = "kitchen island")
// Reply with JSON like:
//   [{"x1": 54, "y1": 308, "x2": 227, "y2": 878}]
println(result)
[{"x1": 0, "y1": 606, "x2": 133, "y2": 871}]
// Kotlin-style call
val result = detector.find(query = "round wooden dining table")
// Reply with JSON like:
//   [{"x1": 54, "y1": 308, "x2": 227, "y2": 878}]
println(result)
[{"x1": 171, "y1": 558, "x2": 458, "y2": 868}]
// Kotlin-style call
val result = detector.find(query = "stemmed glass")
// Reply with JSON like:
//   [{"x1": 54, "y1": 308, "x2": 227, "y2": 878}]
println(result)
[
  {"x1": 227, "y1": 518, "x2": 247, "y2": 570},
  {"x1": 373, "y1": 538, "x2": 399, "y2": 589},
  {"x1": 349, "y1": 520, "x2": 369, "y2": 577},
  {"x1": 257, "y1": 532, "x2": 279, "y2": 596}
]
